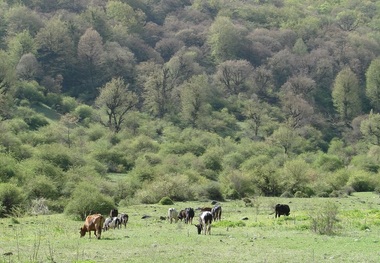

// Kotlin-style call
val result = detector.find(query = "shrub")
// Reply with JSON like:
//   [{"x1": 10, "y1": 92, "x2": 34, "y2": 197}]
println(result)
[
  {"x1": 294, "y1": 191, "x2": 308, "y2": 198},
  {"x1": 159, "y1": 196, "x2": 174, "y2": 205},
  {"x1": 64, "y1": 183, "x2": 115, "y2": 220},
  {"x1": 309, "y1": 201, "x2": 339, "y2": 235},
  {"x1": 29, "y1": 198, "x2": 50, "y2": 215},
  {"x1": 74, "y1": 104, "x2": 93, "y2": 121},
  {"x1": 0, "y1": 183, "x2": 25, "y2": 217}
]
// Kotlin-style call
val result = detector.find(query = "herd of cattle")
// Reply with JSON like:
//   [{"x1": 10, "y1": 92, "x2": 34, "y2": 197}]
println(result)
[{"x1": 79, "y1": 204, "x2": 290, "y2": 239}]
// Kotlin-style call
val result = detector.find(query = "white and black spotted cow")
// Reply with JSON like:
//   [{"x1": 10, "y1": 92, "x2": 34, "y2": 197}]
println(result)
[{"x1": 195, "y1": 211, "x2": 213, "y2": 235}]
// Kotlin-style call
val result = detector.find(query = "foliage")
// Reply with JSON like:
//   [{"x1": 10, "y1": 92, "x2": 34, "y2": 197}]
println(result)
[
  {"x1": 64, "y1": 183, "x2": 115, "y2": 220},
  {"x1": 0, "y1": 183, "x2": 25, "y2": 217},
  {"x1": 2, "y1": 0, "x2": 380, "y2": 208},
  {"x1": 159, "y1": 196, "x2": 174, "y2": 205},
  {"x1": 309, "y1": 201, "x2": 340, "y2": 235}
]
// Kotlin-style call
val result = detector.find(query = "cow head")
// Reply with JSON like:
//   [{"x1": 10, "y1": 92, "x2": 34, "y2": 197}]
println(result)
[
  {"x1": 194, "y1": 224, "x2": 203, "y2": 234},
  {"x1": 79, "y1": 227, "x2": 86, "y2": 237}
]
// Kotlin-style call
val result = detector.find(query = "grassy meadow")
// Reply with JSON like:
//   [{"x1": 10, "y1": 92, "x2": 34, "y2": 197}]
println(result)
[{"x1": 1, "y1": 192, "x2": 380, "y2": 263}]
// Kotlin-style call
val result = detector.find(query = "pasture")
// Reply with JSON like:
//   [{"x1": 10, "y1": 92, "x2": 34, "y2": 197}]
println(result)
[{"x1": 1, "y1": 192, "x2": 380, "y2": 262}]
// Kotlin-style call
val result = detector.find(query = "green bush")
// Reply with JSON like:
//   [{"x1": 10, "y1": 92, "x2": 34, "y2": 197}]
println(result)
[
  {"x1": 309, "y1": 201, "x2": 339, "y2": 235},
  {"x1": 159, "y1": 196, "x2": 174, "y2": 205},
  {"x1": 64, "y1": 183, "x2": 115, "y2": 220},
  {"x1": 0, "y1": 183, "x2": 25, "y2": 217}
]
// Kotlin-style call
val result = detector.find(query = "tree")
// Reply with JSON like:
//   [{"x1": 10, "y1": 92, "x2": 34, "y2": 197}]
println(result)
[
  {"x1": 208, "y1": 16, "x2": 243, "y2": 63},
  {"x1": 332, "y1": 67, "x2": 362, "y2": 124},
  {"x1": 360, "y1": 111, "x2": 380, "y2": 145},
  {"x1": 102, "y1": 41, "x2": 136, "y2": 84},
  {"x1": 366, "y1": 58, "x2": 380, "y2": 112},
  {"x1": 96, "y1": 77, "x2": 138, "y2": 133},
  {"x1": 7, "y1": 30, "x2": 37, "y2": 64},
  {"x1": 35, "y1": 17, "x2": 75, "y2": 78},
  {"x1": 77, "y1": 27, "x2": 105, "y2": 98},
  {"x1": 281, "y1": 159, "x2": 311, "y2": 194},
  {"x1": 215, "y1": 60, "x2": 254, "y2": 96},
  {"x1": 141, "y1": 64, "x2": 175, "y2": 118},
  {"x1": 270, "y1": 125, "x2": 300, "y2": 155},
  {"x1": 180, "y1": 74, "x2": 210, "y2": 127},
  {"x1": 243, "y1": 95, "x2": 268, "y2": 137},
  {"x1": 16, "y1": 53, "x2": 41, "y2": 81}
]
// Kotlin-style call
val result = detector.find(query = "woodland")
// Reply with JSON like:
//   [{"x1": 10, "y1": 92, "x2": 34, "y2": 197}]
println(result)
[{"x1": 1, "y1": 0, "x2": 380, "y2": 219}]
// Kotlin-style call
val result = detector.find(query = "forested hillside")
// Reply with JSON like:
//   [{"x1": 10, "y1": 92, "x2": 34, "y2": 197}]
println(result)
[{"x1": 1, "y1": 0, "x2": 380, "y2": 218}]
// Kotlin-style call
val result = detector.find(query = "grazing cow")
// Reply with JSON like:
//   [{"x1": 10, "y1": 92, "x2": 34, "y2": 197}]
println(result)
[
  {"x1": 118, "y1": 213, "x2": 129, "y2": 228},
  {"x1": 211, "y1": 205, "x2": 222, "y2": 221},
  {"x1": 103, "y1": 217, "x2": 121, "y2": 231},
  {"x1": 195, "y1": 211, "x2": 213, "y2": 235},
  {"x1": 185, "y1": 208, "x2": 195, "y2": 224},
  {"x1": 80, "y1": 214, "x2": 105, "y2": 239},
  {"x1": 168, "y1": 208, "x2": 179, "y2": 223},
  {"x1": 178, "y1": 210, "x2": 186, "y2": 222},
  {"x1": 275, "y1": 204, "x2": 290, "y2": 218},
  {"x1": 110, "y1": 209, "x2": 118, "y2": 218}
]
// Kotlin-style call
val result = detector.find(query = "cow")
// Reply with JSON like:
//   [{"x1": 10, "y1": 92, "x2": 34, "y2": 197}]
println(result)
[
  {"x1": 110, "y1": 209, "x2": 118, "y2": 218},
  {"x1": 119, "y1": 213, "x2": 129, "y2": 228},
  {"x1": 275, "y1": 204, "x2": 290, "y2": 218},
  {"x1": 185, "y1": 208, "x2": 195, "y2": 224},
  {"x1": 178, "y1": 210, "x2": 186, "y2": 222},
  {"x1": 168, "y1": 208, "x2": 179, "y2": 223},
  {"x1": 103, "y1": 217, "x2": 121, "y2": 231},
  {"x1": 80, "y1": 214, "x2": 105, "y2": 239},
  {"x1": 211, "y1": 205, "x2": 222, "y2": 221},
  {"x1": 195, "y1": 211, "x2": 213, "y2": 235}
]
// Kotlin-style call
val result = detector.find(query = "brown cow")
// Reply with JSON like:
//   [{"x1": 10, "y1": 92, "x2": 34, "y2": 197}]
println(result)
[{"x1": 80, "y1": 214, "x2": 105, "y2": 239}]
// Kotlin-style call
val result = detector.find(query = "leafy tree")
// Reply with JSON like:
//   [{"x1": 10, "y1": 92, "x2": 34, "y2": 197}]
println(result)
[
  {"x1": 242, "y1": 95, "x2": 269, "y2": 137},
  {"x1": 208, "y1": 16, "x2": 243, "y2": 63},
  {"x1": 16, "y1": 53, "x2": 41, "y2": 81},
  {"x1": 360, "y1": 111, "x2": 380, "y2": 145},
  {"x1": 365, "y1": 58, "x2": 380, "y2": 112},
  {"x1": 77, "y1": 27, "x2": 105, "y2": 98},
  {"x1": 292, "y1": 38, "x2": 308, "y2": 55},
  {"x1": 281, "y1": 159, "x2": 311, "y2": 194},
  {"x1": 7, "y1": 30, "x2": 36, "y2": 64},
  {"x1": 102, "y1": 41, "x2": 136, "y2": 85},
  {"x1": 335, "y1": 10, "x2": 362, "y2": 31},
  {"x1": 0, "y1": 51, "x2": 16, "y2": 95},
  {"x1": 35, "y1": 17, "x2": 75, "y2": 79},
  {"x1": 141, "y1": 64, "x2": 175, "y2": 118},
  {"x1": 95, "y1": 77, "x2": 138, "y2": 133},
  {"x1": 281, "y1": 91, "x2": 314, "y2": 128},
  {"x1": 215, "y1": 60, "x2": 254, "y2": 96},
  {"x1": 332, "y1": 67, "x2": 361, "y2": 124},
  {"x1": 165, "y1": 47, "x2": 204, "y2": 87},
  {"x1": 220, "y1": 170, "x2": 255, "y2": 199},
  {"x1": 5, "y1": 5, "x2": 44, "y2": 36},
  {"x1": 106, "y1": 0, "x2": 146, "y2": 34},
  {"x1": 270, "y1": 125, "x2": 300, "y2": 155},
  {"x1": 180, "y1": 74, "x2": 210, "y2": 127},
  {"x1": 253, "y1": 66, "x2": 273, "y2": 99}
]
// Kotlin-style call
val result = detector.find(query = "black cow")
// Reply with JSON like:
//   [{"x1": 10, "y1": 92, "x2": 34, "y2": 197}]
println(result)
[
  {"x1": 119, "y1": 213, "x2": 129, "y2": 228},
  {"x1": 275, "y1": 204, "x2": 290, "y2": 218},
  {"x1": 211, "y1": 205, "x2": 222, "y2": 221},
  {"x1": 110, "y1": 209, "x2": 118, "y2": 218},
  {"x1": 185, "y1": 208, "x2": 195, "y2": 224},
  {"x1": 195, "y1": 211, "x2": 213, "y2": 235}
]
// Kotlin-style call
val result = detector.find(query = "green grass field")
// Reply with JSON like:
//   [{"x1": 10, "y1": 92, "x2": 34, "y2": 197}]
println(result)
[{"x1": 1, "y1": 193, "x2": 380, "y2": 263}]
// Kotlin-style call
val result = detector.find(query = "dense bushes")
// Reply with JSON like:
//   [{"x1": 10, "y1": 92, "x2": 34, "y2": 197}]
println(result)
[{"x1": 64, "y1": 183, "x2": 115, "y2": 220}]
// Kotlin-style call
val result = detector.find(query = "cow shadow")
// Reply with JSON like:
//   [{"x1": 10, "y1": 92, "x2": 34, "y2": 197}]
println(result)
[{"x1": 101, "y1": 236, "x2": 129, "y2": 241}]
